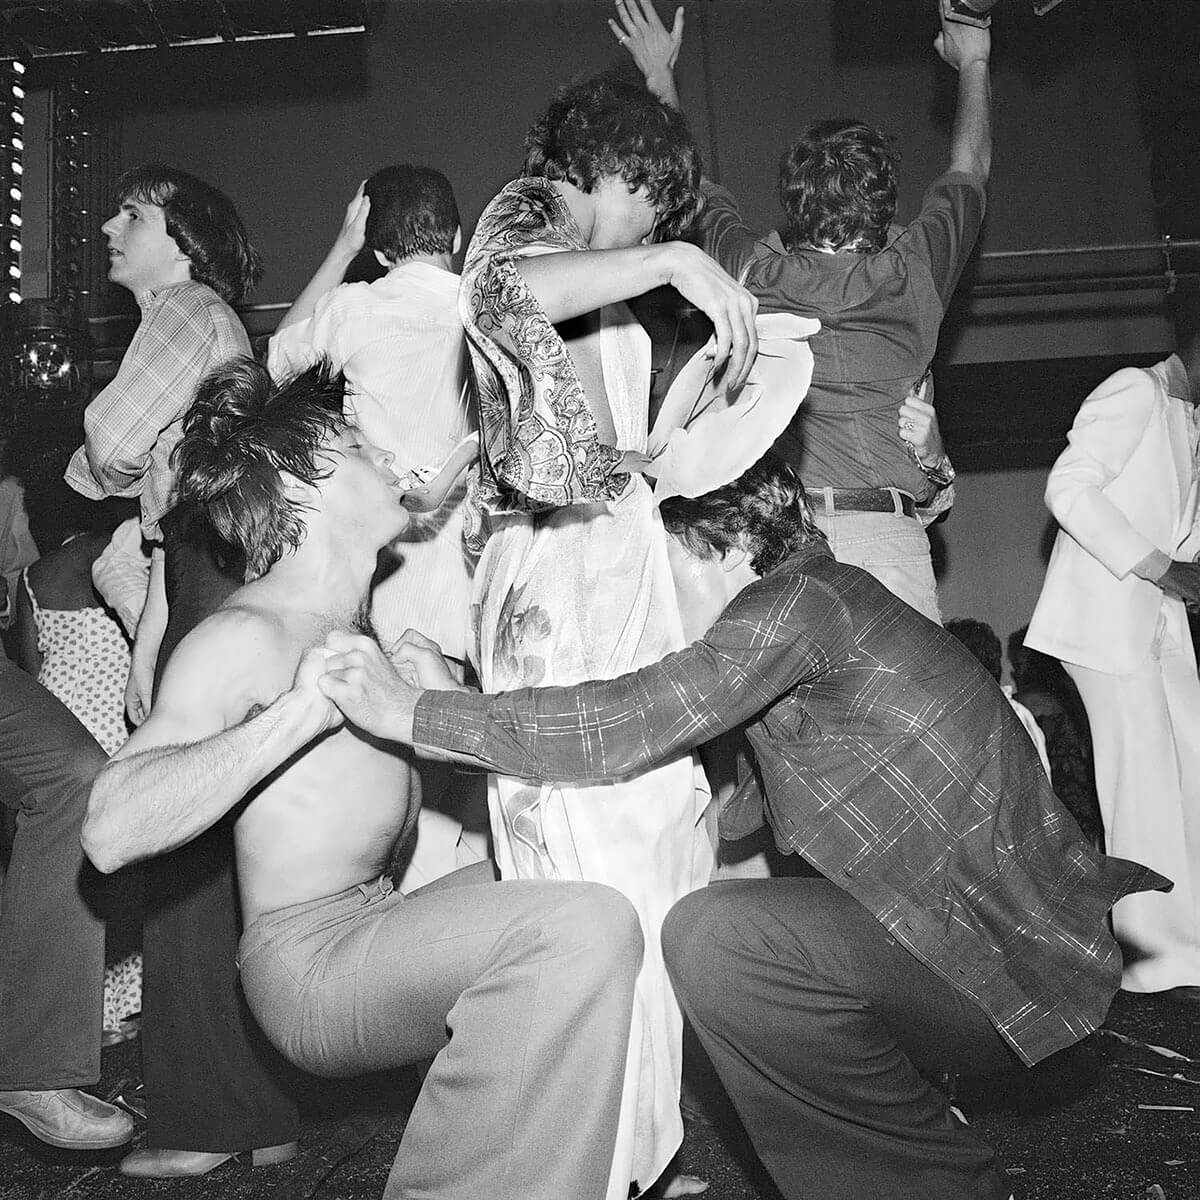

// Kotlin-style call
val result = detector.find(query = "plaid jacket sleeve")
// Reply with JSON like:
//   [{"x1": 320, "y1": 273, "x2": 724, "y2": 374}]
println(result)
[
  {"x1": 413, "y1": 563, "x2": 849, "y2": 780},
  {"x1": 65, "y1": 289, "x2": 218, "y2": 500}
]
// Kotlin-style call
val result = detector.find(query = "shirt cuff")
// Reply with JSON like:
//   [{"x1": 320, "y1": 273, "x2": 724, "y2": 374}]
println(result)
[{"x1": 1133, "y1": 548, "x2": 1172, "y2": 583}]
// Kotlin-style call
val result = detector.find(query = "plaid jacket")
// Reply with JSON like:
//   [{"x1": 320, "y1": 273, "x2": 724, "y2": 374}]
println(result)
[
  {"x1": 65, "y1": 281, "x2": 250, "y2": 540},
  {"x1": 415, "y1": 545, "x2": 1166, "y2": 1066}
]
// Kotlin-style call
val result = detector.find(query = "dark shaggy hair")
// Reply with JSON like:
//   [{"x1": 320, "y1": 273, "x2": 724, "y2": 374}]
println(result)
[
  {"x1": 364, "y1": 164, "x2": 460, "y2": 262},
  {"x1": 659, "y1": 455, "x2": 825, "y2": 577},
  {"x1": 944, "y1": 618, "x2": 1002, "y2": 683},
  {"x1": 114, "y1": 164, "x2": 263, "y2": 304},
  {"x1": 778, "y1": 119, "x2": 899, "y2": 253},
  {"x1": 172, "y1": 358, "x2": 346, "y2": 582},
  {"x1": 523, "y1": 68, "x2": 701, "y2": 242}
]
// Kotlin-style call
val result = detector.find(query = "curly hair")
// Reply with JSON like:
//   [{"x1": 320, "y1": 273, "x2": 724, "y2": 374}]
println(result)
[
  {"x1": 659, "y1": 455, "x2": 825, "y2": 577},
  {"x1": 172, "y1": 357, "x2": 345, "y2": 582},
  {"x1": 365, "y1": 164, "x2": 460, "y2": 262},
  {"x1": 523, "y1": 68, "x2": 701, "y2": 242},
  {"x1": 777, "y1": 119, "x2": 899, "y2": 253},
  {"x1": 115, "y1": 164, "x2": 263, "y2": 304}
]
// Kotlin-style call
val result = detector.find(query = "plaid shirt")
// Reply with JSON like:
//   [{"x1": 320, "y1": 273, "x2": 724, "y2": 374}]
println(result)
[
  {"x1": 65, "y1": 281, "x2": 250, "y2": 541},
  {"x1": 415, "y1": 545, "x2": 1166, "y2": 1066}
]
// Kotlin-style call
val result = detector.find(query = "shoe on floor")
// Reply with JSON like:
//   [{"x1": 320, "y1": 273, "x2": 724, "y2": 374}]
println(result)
[
  {"x1": 120, "y1": 1140, "x2": 298, "y2": 1177},
  {"x1": 0, "y1": 1087, "x2": 134, "y2": 1150}
]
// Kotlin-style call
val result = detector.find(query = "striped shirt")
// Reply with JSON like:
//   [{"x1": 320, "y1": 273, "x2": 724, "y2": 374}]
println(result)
[
  {"x1": 65, "y1": 281, "x2": 250, "y2": 541},
  {"x1": 414, "y1": 544, "x2": 1166, "y2": 1066}
]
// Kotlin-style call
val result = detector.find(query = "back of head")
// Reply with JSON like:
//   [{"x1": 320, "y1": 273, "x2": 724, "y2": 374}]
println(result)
[
  {"x1": 523, "y1": 67, "x2": 701, "y2": 241},
  {"x1": 172, "y1": 357, "x2": 345, "y2": 582},
  {"x1": 778, "y1": 119, "x2": 899, "y2": 253},
  {"x1": 659, "y1": 454, "x2": 825, "y2": 576},
  {"x1": 364, "y1": 164, "x2": 460, "y2": 262},
  {"x1": 115, "y1": 163, "x2": 263, "y2": 304},
  {"x1": 944, "y1": 618, "x2": 1002, "y2": 682}
]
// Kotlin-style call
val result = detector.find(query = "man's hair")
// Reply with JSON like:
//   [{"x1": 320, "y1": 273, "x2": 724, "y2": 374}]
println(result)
[
  {"x1": 364, "y1": 165, "x2": 460, "y2": 262},
  {"x1": 659, "y1": 455, "x2": 825, "y2": 576},
  {"x1": 114, "y1": 164, "x2": 263, "y2": 304},
  {"x1": 523, "y1": 68, "x2": 701, "y2": 242},
  {"x1": 777, "y1": 119, "x2": 899, "y2": 253},
  {"x1": 172, "y1": 358, "x2": 345, "y2": 582},
  {"x1": 944, "y1": 618, "x2": 1002, "y2": 683}
]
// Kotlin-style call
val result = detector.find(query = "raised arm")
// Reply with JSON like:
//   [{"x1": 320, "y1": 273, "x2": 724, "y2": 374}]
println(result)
[
  {"x1": 515, "y1": 241, "x2": 758, "y2": 389},
  {"x1": 609, "y1": 0, "x2": 684, "y2": 110},
  {"x1": 82, "y1": 620, "x2": 339, "y2": 873},
  {"x1": 936, "y1": 0, "x2": 992, "y2": 182},
  {"x1": 272, "y1": 184, "x2": 369, "y2": 338}
]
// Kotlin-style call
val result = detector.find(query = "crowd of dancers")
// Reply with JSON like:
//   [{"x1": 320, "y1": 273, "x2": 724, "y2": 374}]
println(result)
[{"x1": 0, "y1": 4, "x2": 1197, "y2": 1200}]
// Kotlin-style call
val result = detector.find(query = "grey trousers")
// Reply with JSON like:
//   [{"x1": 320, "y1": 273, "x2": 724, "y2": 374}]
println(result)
[
  {"x1": 238, "y1": 867, "x2": 642, "y2": 1200},
  {"x1": 0, "y1": 657, "x2": 107, "y2": 1089}
]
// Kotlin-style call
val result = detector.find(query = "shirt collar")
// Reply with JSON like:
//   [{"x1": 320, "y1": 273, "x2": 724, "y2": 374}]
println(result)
[
  {"x1": 135, "y1": 278, "x2": 195, "y2": 311},
  {"x1": 1164, "y1": 354, "x2": 1192, "y2": 405}
]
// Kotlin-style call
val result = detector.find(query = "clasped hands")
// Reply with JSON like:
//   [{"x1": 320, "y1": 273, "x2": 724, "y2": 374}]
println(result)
[{"x1": 288, "y1": 628, "x2": 463, "y2": 745}]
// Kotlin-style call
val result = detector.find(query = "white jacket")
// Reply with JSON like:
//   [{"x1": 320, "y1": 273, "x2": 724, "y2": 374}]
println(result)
[{"x1": 1026, "y1": 356, "x2": 1199, "y2": 675}]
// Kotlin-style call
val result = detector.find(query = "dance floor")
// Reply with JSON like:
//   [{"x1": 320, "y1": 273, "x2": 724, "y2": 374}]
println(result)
[{"x1": 2, "y1": 990, "x2": 1198, "y2": 1199}]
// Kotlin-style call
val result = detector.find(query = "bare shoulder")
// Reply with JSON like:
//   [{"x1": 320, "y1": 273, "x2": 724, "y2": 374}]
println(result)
[{"x1": 159, "y1": 603, "x2": 294, "y2": 718}]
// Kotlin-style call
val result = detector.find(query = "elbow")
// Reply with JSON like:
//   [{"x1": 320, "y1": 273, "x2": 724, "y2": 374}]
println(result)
[{"x1": 81, "y1": 784, "x2": 132, "y2": 874}]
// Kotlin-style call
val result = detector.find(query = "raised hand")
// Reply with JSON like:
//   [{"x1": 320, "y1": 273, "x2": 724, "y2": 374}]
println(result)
[
  {"x1": 333, "y1": 181, "x2": 370, "y2": 259},
  {"x1": 664, "y1": 243, "x2": 759, "y2": 391},
  {"x1": 317, "y1": 629, "x2": 419, "y2": 743},
  {"x1": 287, "y1": 645, "x2": 345, "y2": 738},
  {"x1": 609, "y1": 0, "x2": 684, "y2": 108},
  {"x1": 935, "y1": 0, "x2": 991, "y2": 72}
]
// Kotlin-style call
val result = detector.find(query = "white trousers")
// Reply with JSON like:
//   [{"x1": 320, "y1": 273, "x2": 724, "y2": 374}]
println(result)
[{"x1": 1066, "y1": 627, "x2": 1200, "y2": 991}]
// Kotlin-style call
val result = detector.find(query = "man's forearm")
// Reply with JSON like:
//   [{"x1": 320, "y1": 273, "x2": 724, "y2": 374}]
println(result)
[
  {"x1": 274, "y1": 242, "x2": 355, "y2": 336},
  {"x1": 948, "y1": 59, "x2": 991, "y2": 181},
  {"x1": 83, "y1": 692, "x2": 322, "y2": 873}
]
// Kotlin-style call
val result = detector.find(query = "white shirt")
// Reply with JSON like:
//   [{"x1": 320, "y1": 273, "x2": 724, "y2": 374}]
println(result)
[{"x1": 268, "y1": 261, "x2": 470, "y2": 474}]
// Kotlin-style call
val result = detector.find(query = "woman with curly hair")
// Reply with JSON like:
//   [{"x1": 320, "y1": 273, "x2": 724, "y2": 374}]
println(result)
[{"x1": 458, "y1": 69, "x2": 757, "y2": 1198}]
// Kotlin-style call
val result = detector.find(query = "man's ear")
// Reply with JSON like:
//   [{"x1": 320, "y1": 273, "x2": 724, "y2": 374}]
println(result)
[
  {"x1": 452, "y1": 226, "x2": 463, "y2": 255},
  {"x1": 373, "y1": 249, "x2": 393, "y2": 270},
  {"x1": 722, "y1": 544, "x2": 751, "y2": 573}
]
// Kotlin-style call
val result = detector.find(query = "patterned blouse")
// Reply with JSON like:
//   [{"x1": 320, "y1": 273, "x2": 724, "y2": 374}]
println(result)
[{"x1": 458, "y1": 177, "x2": 631, "y2": 548}]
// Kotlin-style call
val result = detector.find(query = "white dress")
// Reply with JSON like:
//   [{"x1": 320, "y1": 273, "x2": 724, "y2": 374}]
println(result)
[{"x1": 461, "y1": 178, "x2": 713, "y2": 1196}]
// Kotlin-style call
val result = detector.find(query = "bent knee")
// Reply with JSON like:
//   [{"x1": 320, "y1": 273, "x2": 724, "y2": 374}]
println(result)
[
  {"x1": 550, "y1": 883, "x2": 643, "y2": 978},
  {"x1": 662, "y1": 885, "x2": 748, "y2": 1010}
]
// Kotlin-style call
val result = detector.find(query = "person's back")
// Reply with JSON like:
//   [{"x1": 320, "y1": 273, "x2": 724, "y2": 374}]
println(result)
[
  {"x1": 268, "y1": 165, "x2": 472, "y2": 660},
  {"x1": 614, "y1": 0, "x2": 992, "y2": 622}
]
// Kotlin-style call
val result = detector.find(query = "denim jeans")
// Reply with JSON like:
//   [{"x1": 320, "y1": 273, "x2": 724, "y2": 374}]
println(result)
[{"x1": 811, "y1": 507, "x2": 942, "y2": 625}]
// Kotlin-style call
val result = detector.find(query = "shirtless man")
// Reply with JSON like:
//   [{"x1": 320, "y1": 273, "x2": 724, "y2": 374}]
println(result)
[{"x1": 81, "y1": 358, "x2": 642, "y2": 1200}]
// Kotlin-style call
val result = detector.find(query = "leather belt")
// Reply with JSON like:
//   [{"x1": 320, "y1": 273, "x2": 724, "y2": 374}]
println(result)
[{"x1": 805, "y1": 487, "x2": 917, "y2": 519}]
